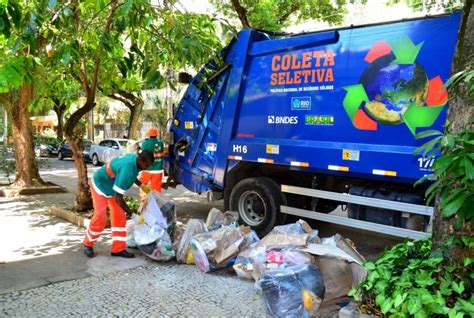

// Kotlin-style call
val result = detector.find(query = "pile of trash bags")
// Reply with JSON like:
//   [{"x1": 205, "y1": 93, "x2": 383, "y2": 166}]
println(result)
[
  {"x1": 126, "y1": 193, "x2": 367, "y2": 317},
  {"x1": 232, "y1": 220, "x2": 368, "y2": 316}
]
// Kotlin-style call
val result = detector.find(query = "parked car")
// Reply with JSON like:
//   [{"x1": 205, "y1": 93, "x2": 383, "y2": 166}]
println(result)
[
  {"x1": 58, "y1": 139, "x2": 94, "y2": 161},
  {"x1": 34, "y1": 136, "x2": 59, "y2": 157},
  {"x1": 89, "y1": 138, "x2": 136, "y2": 166}
]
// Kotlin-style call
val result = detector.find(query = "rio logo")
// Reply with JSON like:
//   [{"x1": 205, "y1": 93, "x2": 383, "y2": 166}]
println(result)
[{"x1": 291, "y1": 97, "x2": 311, "y2": 110}]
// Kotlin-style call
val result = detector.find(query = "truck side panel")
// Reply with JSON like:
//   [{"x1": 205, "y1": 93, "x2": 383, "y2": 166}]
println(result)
[{"x1": 226, "y1": 14, "x2": 459, "y2": 184}]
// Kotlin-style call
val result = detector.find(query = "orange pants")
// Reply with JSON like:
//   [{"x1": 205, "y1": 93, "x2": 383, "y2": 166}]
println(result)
[
  {"x1": 83, "y1": 185, "x2": 127, "y2": 253},
  {"x1": 139, "y1": 171, "x2": 163, "y2": 192}
]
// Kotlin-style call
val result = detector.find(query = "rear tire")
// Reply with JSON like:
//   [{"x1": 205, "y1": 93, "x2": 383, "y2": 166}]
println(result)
[
  {"x1": 229, "y1": 177, "x2": 286, "y2": 237},
  {"x1": 58, "y1": 151, "x2": 64, "y2": 160},
  {"x1": 92, "y1": 154, "x2": 100, "y2": 166}
]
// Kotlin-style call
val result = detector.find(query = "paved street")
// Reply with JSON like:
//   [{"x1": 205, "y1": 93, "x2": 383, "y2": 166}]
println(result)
[
  {"x1": 0, "y1": 264, "x2": 267, "y2": 317},
  {"x1": 0, "y1": 158, "x2": 400, "y2": 316}
]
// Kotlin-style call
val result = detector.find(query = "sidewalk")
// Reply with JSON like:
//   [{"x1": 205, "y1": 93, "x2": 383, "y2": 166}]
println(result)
[{"x1": 0, "y1": 162, "x2": 268, "y2": 316}]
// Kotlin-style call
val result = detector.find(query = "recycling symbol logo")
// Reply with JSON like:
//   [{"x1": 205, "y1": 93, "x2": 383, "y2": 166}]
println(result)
[{"x1": 343, "y1": 36, "x2": 448, "y2": 135}]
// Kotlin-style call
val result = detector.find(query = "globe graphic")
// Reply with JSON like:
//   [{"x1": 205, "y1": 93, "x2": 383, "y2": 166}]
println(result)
[{"x1": 360, "y1": 55, "x2": 429, "y2": 124}]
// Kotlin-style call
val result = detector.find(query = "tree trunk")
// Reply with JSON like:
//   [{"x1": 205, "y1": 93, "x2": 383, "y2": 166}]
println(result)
[
  {"x1": 64, "y1": 113, "x2": 93, "y2": 212},
  {"x1": 108, "y1": 91, "x2": 144, "y2": 140},
  {"x1": 52, "y1": 99, "x2": 66, "y2": 140},
  {"x1": 127, "y1": 100, "x2": 143, "y2": 140},
  {"x1": 431, "y1": 1, "x2": 474, "y2": 257},
  {"x1": 230, "y1": 0, "x2": 251, "y2": 28},
  {"x1": 11, "y1": 84, "x2": 45, "y2": 187}
]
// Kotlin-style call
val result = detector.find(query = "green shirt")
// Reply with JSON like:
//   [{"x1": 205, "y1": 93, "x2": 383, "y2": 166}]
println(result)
[
  {"x1": 141, "y1": 137, "x2": 164, "y2": 171},
  {"x1": 92, "y1": 154, "x2": 139, "y2": 197}
]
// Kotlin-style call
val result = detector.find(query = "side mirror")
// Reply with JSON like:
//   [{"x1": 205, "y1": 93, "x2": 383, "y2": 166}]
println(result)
[
  {"x1": 178, "y1": 72, "x2": 193, "y2": 84},
  {"x1": 112, "y1": 145, "x2": 119, "y2": 150}
]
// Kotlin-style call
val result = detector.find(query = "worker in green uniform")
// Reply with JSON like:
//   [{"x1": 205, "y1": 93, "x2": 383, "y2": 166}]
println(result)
[
  {"x1": 139, "y1": 128, "x2": 165, "y2": 192},
  {"x1": 83, "y1": 150, "x2": 153, "y2": 258}
]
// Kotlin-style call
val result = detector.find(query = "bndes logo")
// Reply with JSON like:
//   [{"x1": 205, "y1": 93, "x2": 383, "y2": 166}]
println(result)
[{"x1": 268, "y1": 116, "x2": 298, "y2": 124}]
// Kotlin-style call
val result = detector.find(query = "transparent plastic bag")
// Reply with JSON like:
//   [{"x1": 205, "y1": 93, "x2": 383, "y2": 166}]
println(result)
[
  {"x1": 176, "y1": 219, "x2": 207, "y2": 264},
  {"x1": 133, "y1": 223, "x2": 164, "y2": 246},
  {"x1": 250, "y1": 248, "x2": 314, "y2": 280},
  {"x1": 205, "y1": 208, "x2": 239, "y2": 230},
  {"x1": 138, "y1": 230, "x2": 175, "y2": 261},
  {"x1": 138, "y1": 193, "x2": 168, "y2": 230},
  {"x1": 191, "y1": 225, "x2": 246, "y2": 272},
  {"x1": 126, "y1": 219, "x2": 137, "y2": 248},
  {"x1": 258, "y1": 220, "x2": 316, "y2": 249},
  {"x1": 150, "y1": 192, "x2": 176, "y2": 225},
  {"x1": 256, "y1": 264, "x2": 325, "y2": 318},
  {"x1": 233, "y1": 230, "x2": 261, "y2": 280}
]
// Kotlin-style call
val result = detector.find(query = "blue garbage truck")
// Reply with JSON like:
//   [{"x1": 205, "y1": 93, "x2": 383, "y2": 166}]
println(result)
[{"x1": 166, "y1": 13, "x2": 461, "y2": 238}]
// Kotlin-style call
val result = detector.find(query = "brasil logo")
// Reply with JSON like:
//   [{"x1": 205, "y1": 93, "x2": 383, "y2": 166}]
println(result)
[{"x1": 343, "y1": 36, "x2": 448, "y2": 135}]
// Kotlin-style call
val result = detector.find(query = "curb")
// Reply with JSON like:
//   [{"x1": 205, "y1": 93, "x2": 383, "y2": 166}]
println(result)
[
  {"x1": 49, "y1": 207, "x2": 111, "y2": 229},
  {"x1": 339, "y1": 302, "x2": 373, "y2": 318},
  {"x1": 1, "y1": 182, "x2": 68, "y2": 197}
]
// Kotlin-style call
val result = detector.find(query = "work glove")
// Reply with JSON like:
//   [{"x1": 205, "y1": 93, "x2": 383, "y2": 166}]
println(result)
[{"x1": 140, "y1": 184, "x2": 151, "y2": 194}]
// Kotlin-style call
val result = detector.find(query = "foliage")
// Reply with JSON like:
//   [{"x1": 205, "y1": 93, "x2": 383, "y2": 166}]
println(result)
[
  {"x1": 413, "y1": 60, "x2": 474, "y2": 228},
  {"x1": 124, "y1": 196, "x2": 139, "y2": 214},
  {"x1": 413, "y1": 124, "x2": 474, "y2": 227},
  {"x1": 386, "y1": 0, "x2": 464, "y2": 12},
  {"x1": 349, "y1": 238, "x2": 474, "y2": 317},
  {"x1": 210, "y1": 0, "x2": 366, "y2": 32}
]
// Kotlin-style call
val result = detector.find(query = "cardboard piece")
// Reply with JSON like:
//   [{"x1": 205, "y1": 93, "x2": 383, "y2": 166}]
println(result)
[
  {"x1": 258, "y1": 233, "x2": 308, "y2": 248},
  {"x1": 300, "y1": 240, "x2": 368, "y2": 302},
  {"x1": 297, "y1": 219, "x2": 313, "y2": 233},
  {"x1": 315, "y1": 256, "x2": 354, "y2": 301}
]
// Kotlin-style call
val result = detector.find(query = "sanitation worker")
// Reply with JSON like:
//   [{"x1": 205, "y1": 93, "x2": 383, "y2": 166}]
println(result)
[
  {"x1": 83, "y1": 150, "x2": 154, "y2": 258},
  {"x1": 139, "y1": 128, "x2": 165, "y2": 192}
]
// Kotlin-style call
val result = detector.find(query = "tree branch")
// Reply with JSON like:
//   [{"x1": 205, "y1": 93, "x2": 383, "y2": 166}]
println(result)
[
  {"x1": 230, "y1": 0, "x2": 251, "y2": 28},
  {"x1": 279, "y1": 3, "x2": 300, "y2": 25},
  {"x1": 108, "y1": 93, "x2": 134, "y2": 110},
  {"x1": 90, "y1": 0, "x2": 119, "y2": 97}
]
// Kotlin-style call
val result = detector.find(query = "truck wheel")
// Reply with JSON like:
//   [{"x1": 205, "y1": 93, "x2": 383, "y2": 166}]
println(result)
[{"x1": 230, "y1": 177, "x2": 286, "y2": 237}]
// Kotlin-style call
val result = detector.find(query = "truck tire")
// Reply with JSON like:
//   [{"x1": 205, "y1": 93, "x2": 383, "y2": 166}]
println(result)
[{"x1": 229, "y1": 177, "x2": 286, "y2": 237}]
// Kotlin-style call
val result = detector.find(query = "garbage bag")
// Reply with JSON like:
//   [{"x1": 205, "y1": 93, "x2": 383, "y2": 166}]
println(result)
[
  {"x1": 191, "y1": 225, "x2": 247, "y2": 272},
  {"x1": 256, "y1": 264, "x2": 325, "y2": 318},
  {"x1": 205, "y1": 208, "x2": 239, "y2": 230},
  {"x1": 152, "y1": 192, "x2": 176, "y2": 225},
  {"x1": 138, "y1": 230, "x2": 175, "y2": 261},
  {"x1": 258, "y1": 220, "x2": 316, "y2": 249},
  {"x1": 133, "y1": 222, "x2": 165, "y2": 246},
  {"x1": 233, "y1": 230, "x2": 261, "y2": 280},
  {"x1": 176, "y1": 219, "x2": 207, "y2": 264},
  {"x1": 250, "y1": 248, "x2": 314, "y2": 280},
  {"x1": 126, "y1": 219, "x2": 137, "y2": 248}
]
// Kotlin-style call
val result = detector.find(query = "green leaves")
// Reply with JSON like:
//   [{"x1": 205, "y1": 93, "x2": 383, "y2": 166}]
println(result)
[{"x1": 350, "y1": 238, "x2": 472, "y2": 316}]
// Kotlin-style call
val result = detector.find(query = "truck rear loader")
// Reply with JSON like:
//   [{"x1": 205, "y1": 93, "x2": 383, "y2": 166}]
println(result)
[{"x1": 165, "y1": 13, "x2": 461, "y2": 238}]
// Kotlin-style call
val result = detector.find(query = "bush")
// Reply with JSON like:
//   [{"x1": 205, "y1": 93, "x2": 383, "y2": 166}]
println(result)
[
  {"x1": 349, "y1": 238, "x2": 474, "y2": 317},
  {"x1": 125, "y1": 196, "x2": 140, "y2": 214}
]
